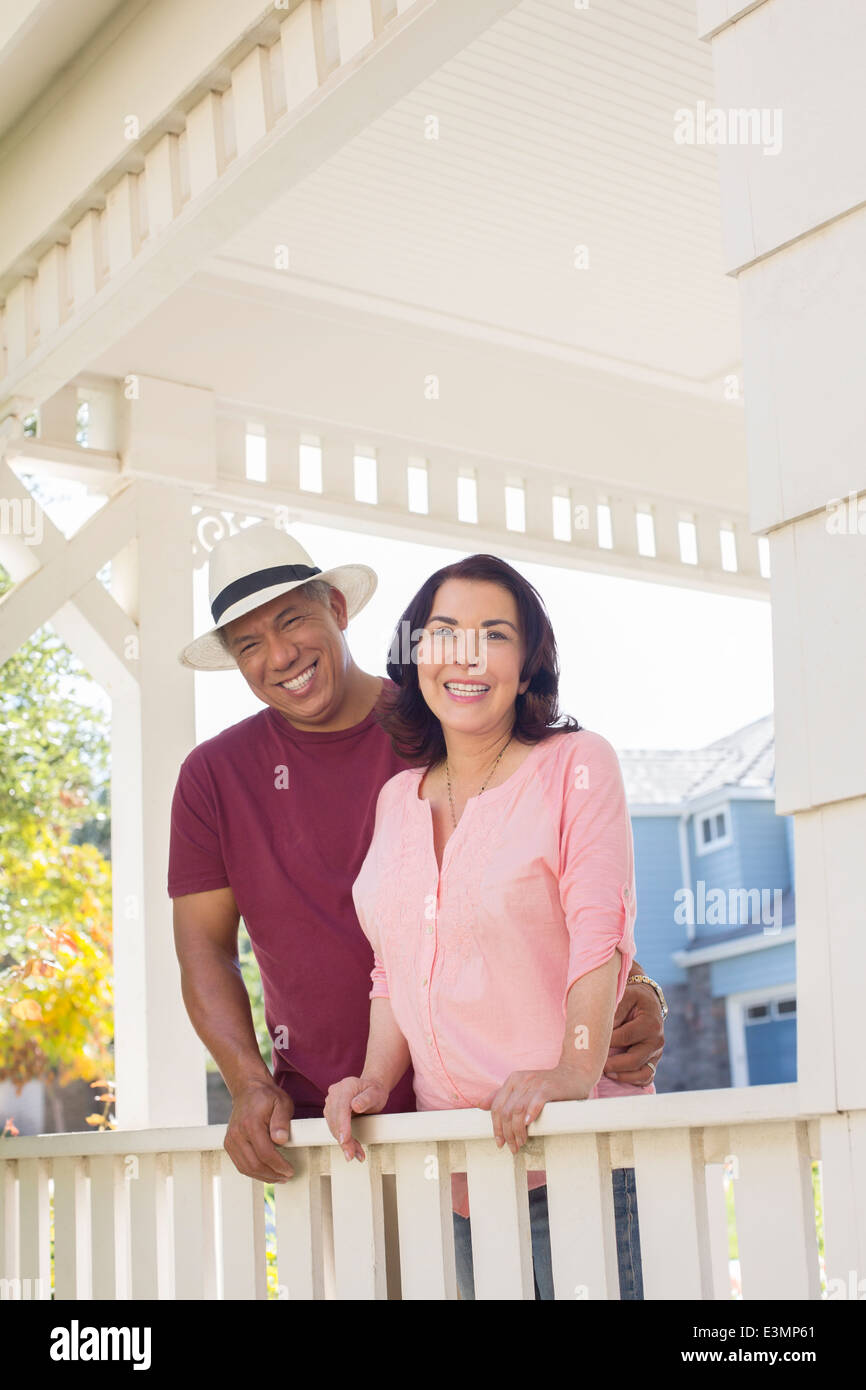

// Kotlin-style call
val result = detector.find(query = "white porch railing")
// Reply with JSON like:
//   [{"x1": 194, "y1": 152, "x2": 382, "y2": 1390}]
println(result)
[{"x1": 1, "y1": 1085, "x2": 861, "y2": 1301}]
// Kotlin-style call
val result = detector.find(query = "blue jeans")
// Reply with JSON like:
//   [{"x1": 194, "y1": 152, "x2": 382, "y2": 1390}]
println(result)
[{"x1": 452, "y1": 1167, "x2": 643, "y2": 1300}]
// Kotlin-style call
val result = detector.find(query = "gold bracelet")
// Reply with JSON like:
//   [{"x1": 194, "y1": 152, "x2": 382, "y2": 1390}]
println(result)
[{"x1": 627, "y1": 972, "x2": 668, "y2": 1020}]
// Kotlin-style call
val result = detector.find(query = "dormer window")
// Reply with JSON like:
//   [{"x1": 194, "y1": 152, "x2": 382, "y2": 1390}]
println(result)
[{"x1": 695, "y1": 804, "x2": 732, "y2": 855}]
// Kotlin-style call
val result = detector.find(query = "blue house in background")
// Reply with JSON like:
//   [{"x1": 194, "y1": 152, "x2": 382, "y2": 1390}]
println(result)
[{"x1": 620, "y1": 715, "x2": 796, "y2": 1093}]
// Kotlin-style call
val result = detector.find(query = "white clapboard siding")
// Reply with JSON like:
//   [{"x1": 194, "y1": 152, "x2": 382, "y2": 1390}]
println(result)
[
  {"x1": 0, "y1": 1159, "x2": 18, "y2": 1282},
  {"x1": 274, "y1": 1147, "x2": 327, "y2": 1300},
  {"x1": 52, "y1": 1156, "x2": 91, "y2": 1300},
  {"x1": 393, "y1": 1141, "x2": 457, "y2": 1299},
  {"x1": 728, "y1": 1121, "x2": 820, "y2": 1299},
  {"x1": 217, "y1": 1153, "x2": 267, "y2": 1299},
  {"x1": 545, "y1": 1133, "x2": 619, "y2": 1301},
  {"x1": 129, "y1": 1152, "x2": 170, "y2": 1299},
  {"x1": 464, "y1": 1140, "x2": 534, "y2": 1300},
  {"x1": 328, "y1": 1144, "x2": 387, "y2": 1299},
  {"x1": 819, "y1": 1112, "x2": 866, "y2": 1291},
  {"x1": 171, "y1": 1150, "x2": 217, "y2": 1299},
  {"x1": 88, "y1": 1154, "x2": 126, "y2": 1300},
  {"x1": 631, "y1": 1127, "x2": 714, "y2": 1299},
  {"x1": 17, "y1": 1158, "x2": 51, "y2": 1298},
  {"x1": 704, "y1": 1164, "x2": 734, "y2": 1300}
]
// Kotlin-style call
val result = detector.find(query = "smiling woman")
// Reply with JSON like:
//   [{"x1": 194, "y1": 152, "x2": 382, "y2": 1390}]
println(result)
[
  {"x1": 379, "y1": 552, "x2": 581, "y2": 767},
  {"x1": 324, "y1": 552, "x2": 654, "y2": 1301}
]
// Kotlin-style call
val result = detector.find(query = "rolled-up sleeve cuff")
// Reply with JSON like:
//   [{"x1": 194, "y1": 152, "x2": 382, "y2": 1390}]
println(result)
[
  {"x1": 565, "y1": 884, "x2": 637, "y2": 1006},
  {"x1": 369, "y1": 952, "x2": 390, "y2": 1001}
]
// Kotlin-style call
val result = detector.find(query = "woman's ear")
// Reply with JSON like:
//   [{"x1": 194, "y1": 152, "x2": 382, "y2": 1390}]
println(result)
[{"x1": 518, "y1": 677, "x2": 531, "y2": 696}]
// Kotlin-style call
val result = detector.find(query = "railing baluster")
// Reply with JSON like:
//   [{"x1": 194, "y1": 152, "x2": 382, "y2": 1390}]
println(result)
[
  {"x1": 88, "y1": 1154, "x2": 126, "y2": 1300},
  {"x1": 819, "y1": 1112, "x2": 866, "y2": 1295},
  {"x1": 17, "y1": 1158, "x2": 50, "y2": 1299},
  {"x1": 274, "y1": 1147, "x2": 327, "y2": 1300},
  {"x1": 704, "y1": 1163, "x2": 734, "y2": 1300},
  {"x1": 631, "y1": 1127, "x2": 714, "y2": 1298},
  {"x1": 328, "y1": 1145, "x2": 387, "y2": 1299},
  {"x1": 217, "y1": 1154, "x2": 267, "y2": 1299},
  {"x1": 52, "y1": 1156, "x2": 91, "y2": 1300},
  {"x1": 464, "y1": 1141, "x2": 534, "y2": 1300},
  {"x1": 729, "y1": 1120, "x2": 821, "y2": 1299},
  {"x1": 171, "y1": 1151, "x2": 217, "y2": 1299},
  {"x1": 545, "y1": 1133, "x2": 619, "y2": 1300},
  {"x1": 393, "y1": 1141, "x2": 457, "y2": 1299},
  {"x1": 128, "y1": 1152, "x2": 170, "y2": 1299},
  {"x1": 0, "y1": 1158, "x2": 18, "y2": 1285}
]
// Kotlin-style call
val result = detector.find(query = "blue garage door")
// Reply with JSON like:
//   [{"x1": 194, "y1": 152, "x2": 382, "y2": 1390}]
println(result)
[{"x1": 745, "y1": 998, "x2": 797, "y2": 1084}]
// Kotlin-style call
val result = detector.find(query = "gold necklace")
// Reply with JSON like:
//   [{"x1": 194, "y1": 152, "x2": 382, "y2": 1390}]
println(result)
[{"x1": 445, "y1": 734, "x2": 514, "y2": 829}]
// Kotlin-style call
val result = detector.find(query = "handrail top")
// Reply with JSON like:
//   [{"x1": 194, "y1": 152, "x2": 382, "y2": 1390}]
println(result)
[{"x1": 0, "y1": 1083, "x2": 843, "y2": 1161}]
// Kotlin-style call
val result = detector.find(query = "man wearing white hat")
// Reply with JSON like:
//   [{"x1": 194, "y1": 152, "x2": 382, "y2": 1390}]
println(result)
[{"x1": 168, "y1": 522, "x2": 665, "y2": 1291}]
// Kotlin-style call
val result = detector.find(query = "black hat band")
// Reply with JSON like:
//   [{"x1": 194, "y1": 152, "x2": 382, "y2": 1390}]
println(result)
[{"x1": 211, "y1": 564, "x2": 323, "y2": 624}]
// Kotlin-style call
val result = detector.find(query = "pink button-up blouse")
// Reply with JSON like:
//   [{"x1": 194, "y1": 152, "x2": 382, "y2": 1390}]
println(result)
[{"x1": 351, "y1": 727, "x2": 654, "y2": 1217}]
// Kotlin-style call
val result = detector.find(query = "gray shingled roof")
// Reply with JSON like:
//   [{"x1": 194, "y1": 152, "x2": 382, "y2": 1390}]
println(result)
[{"x1": 617, "y1": 713, "x2": 775, "y2": 806}]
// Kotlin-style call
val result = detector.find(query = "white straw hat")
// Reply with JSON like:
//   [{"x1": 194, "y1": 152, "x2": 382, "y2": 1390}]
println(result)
[{"x1": 179, "y1": 521, "x2": 377, "y2": 671}]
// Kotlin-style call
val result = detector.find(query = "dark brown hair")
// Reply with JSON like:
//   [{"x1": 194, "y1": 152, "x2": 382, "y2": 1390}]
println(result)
[{"x1": 378, "y1": 553, "x2": 581, "y2": 766}]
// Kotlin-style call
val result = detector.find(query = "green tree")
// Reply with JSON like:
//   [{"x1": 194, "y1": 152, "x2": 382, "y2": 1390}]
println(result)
[{"x1": 0, "y1": 564, "x2": 113, "y2": 1131}]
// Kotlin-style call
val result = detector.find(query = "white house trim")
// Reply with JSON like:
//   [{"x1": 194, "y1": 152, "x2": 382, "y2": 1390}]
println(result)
[{"x1": 673, "y1": 924, "x2": 796, "y2": 969}]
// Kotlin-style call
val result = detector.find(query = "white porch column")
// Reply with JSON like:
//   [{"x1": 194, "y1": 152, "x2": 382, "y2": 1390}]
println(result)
[
  {"x1": 111, "y1": 378, "x2": 216, "y2": 1128},
  {"x1": 695, "y1": 0, "x2": 866, "y2": 1118}
]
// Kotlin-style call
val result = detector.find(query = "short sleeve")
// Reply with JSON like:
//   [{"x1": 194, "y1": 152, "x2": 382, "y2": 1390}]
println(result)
[
  {"x1": 352, "y1": 778, "x2": 399, "y2": 1000},
  {"x1": 557, "y1": 732, "x2": 637, "y2": 1006},
  {"x1": 167, "y1": 752, "x2": 230, "y2": 897}
]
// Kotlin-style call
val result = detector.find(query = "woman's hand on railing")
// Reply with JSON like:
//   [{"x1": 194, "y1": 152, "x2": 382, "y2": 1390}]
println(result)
[
  {"x1": 324, "y1": 1075, "x2": 389, "y2": 1163},
  {"x1": 480, "y1": 1063, "x2": 594, "y2": 1157}
]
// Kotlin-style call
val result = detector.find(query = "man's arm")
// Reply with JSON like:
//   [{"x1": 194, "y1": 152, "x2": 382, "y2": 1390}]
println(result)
[
  {"x1": 602, "y1": 957, "x2": 665, "y2": 1084},
  {"x1": 172, "y1": 887, "x2": 295, "y2": 1183}
]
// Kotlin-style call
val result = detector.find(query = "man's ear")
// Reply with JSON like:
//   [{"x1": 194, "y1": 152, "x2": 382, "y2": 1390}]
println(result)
[{"x1": 328, "y1": 586, "x2": 349, "y2": 630}]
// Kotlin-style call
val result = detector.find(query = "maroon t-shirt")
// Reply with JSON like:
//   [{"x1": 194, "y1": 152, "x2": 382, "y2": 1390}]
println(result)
[{"x1": 167, "y1": 680, "x2": 416, "y2": 1117}]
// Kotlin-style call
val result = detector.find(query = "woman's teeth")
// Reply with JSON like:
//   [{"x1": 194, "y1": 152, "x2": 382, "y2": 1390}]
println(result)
[
  {"x1": 282, "y1": 661, "x2": 317, "y2": 691},
  {"x1": 445, "y1": 682, "x2": 489, "y2": 694}
]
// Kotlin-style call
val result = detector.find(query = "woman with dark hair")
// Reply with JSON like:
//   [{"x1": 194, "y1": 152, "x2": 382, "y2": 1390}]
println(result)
[{"x1": 324, "y1": 554, "x2": 653, "y2": 1298}]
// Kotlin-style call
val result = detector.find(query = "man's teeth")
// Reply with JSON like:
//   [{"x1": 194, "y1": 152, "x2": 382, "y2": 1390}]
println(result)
[
  {"x1": 282, "y1": 662, "x2": 317, "y2": 691},
  {"x1": 445, "y1": 682, "x2": 489, "y2": 693}
]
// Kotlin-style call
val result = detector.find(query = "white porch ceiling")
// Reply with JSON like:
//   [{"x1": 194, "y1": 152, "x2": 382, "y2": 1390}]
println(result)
[{"x1": 206, "y1": 0, "x2": 741, "y2": 389}]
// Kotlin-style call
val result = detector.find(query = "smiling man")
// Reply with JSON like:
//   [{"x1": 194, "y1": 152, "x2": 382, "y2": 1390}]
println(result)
[{"x1": 167, "y1": 521, "x2": 666, "y2": 1295}]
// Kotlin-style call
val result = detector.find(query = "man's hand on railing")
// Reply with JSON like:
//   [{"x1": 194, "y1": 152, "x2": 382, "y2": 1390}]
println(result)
[
  {"x1": 324, "y1": 1075, "x2": 389, "y2": 1163},
  {"x1": 602, "y1": 979, "x2": 664, "y2": 1086},
  {"x1": 224, "y1": 1079, "x2": 296, "y2": 1184}
]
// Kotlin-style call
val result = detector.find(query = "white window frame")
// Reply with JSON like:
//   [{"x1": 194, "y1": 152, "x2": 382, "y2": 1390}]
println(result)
[
  {"x1": 726, "y1": 983, "x2": 797, "y2": 1088},
  {"x1": 694, "y1": 802, "x2": 732, "y2": 857}
]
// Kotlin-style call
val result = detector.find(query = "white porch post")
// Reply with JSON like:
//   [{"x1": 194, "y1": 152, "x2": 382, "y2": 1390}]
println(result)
[
  {"x1": 111, "y1": 378, "x2": 215, "y2": 1128},
  {"x1": 696, "y1": 0, "x2": 866, "y2": 1284}
]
